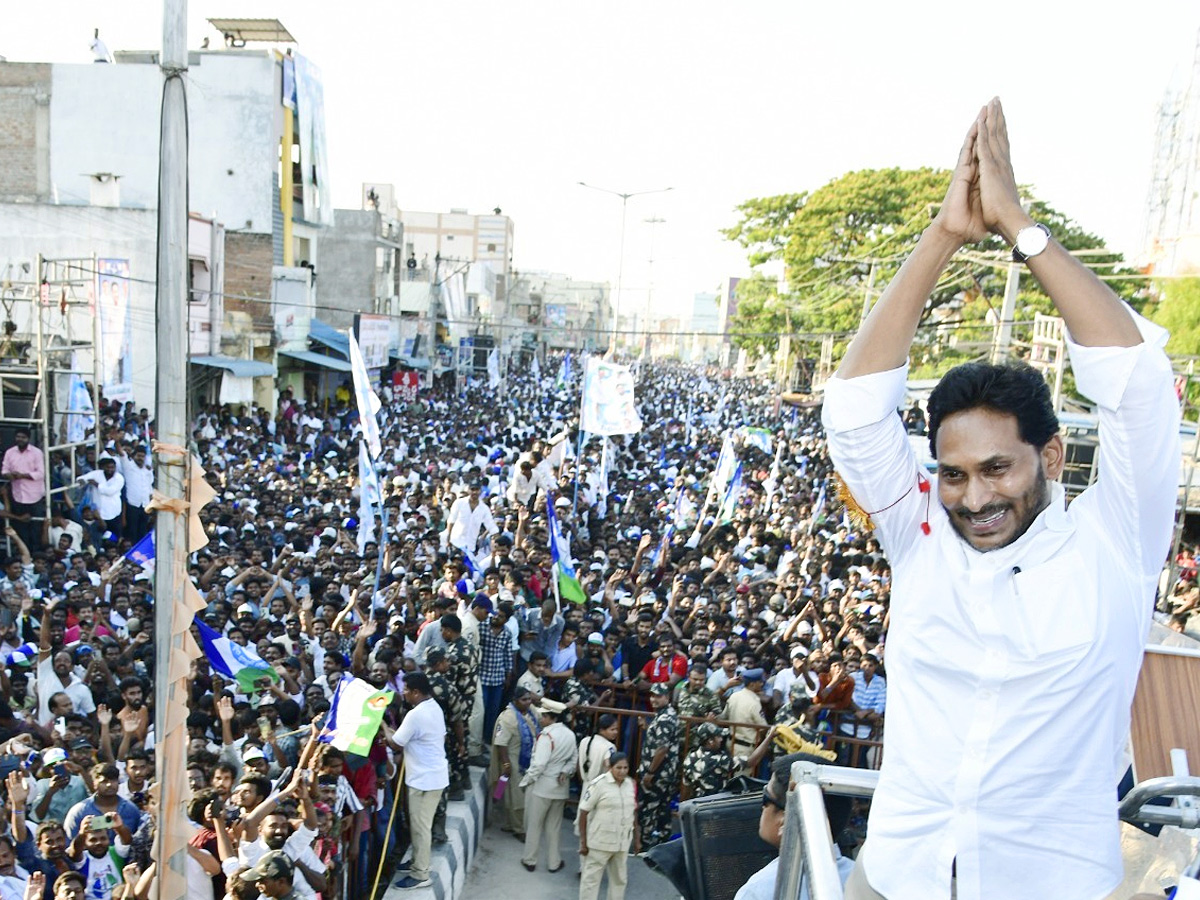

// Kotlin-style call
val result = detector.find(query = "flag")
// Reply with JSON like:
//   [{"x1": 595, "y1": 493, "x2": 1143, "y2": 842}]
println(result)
[
  {"x1": 319, "y1": 674, "x2": 394, "y2": 755},
  {"x1": 711, "y1": 433, "x2": 737, "y2": 500},
  {"x1": 809, "y1": 479, "x2": 827, "y2": 535},
  {"x1": 487, "y1": 349, "x2": 500, "y2": 389},
  {"x1": 546, "y1": 496, "x2": 586, "y2": 604},
  {"x1": 193, "y1": 617, "x2": 280, "y2": 693},
  {"x1": 739, "y1": 426, "x2": 773, "y2": 454},
  {"x1": 717, "y1": 463, "x2": 744, "y2": 524},
  {"x1": 347, "y1": 330, "x2": 382, "y2": 459},
  {"x1": 579, "y1": 356, "x2": 643, "y2": 436},
  {"x1": 556, "y1": 352, "x2": 571, "y2": 390},
  {"x1": 124, "y1": 530, "x2": 155, "y2": 566},
  {"x1": 462, "y1": 545, "x2": 490, "y2": 580},
  {"x1": 531, "y1": 353, "x2": 541, "y2": 382},
  {"x1": 762, "y1": 443, "x2": 783, "y2": 514},
  {"x1": 357, "y1": 441, "x2": 380, "y2": 556}
]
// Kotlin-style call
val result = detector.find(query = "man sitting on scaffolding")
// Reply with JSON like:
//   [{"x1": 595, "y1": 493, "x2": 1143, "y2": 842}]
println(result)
[{"x1": 822, "y1": 98, "x2": 1179, "y2": 900}]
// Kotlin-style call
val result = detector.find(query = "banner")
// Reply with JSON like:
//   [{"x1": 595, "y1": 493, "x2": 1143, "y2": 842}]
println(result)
[
  {"x1": 65, "y1": 370, "x2": 95, "y2": 444},
  {"x1": 96, "y1": 258, "x2": 133, "y2": 402},
  {"x1": 580, "y1": 356, "x2": 643, "y2": 436},
  {"x1": 547, "y1": 496, "x2": 586, "y2": 604}
]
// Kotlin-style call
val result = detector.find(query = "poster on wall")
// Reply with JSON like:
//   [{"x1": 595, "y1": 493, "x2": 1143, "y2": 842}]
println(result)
[
  {"x1": 354, "y1": 313, "x2": 391, "y2": 370},
  {"x1": 393, "y1": 370, "x2": 419, "y2": 403},
  {"x1": 96, "y1": 258, "x2": 133, "y2": 403}
]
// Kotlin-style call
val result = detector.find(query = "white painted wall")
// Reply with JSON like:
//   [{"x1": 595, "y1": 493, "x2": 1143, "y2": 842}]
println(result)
[{"x1": 49, "y1": 51, "x2": 277, "y2": 234}]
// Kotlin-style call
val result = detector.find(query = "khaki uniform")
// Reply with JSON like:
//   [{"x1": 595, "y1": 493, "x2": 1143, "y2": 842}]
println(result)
[
  {"x1": 490, "y1": 704, "x2": 538, "y2": 833},
  {"x1": 723, "y1": 687, "x2": 768, "y2": 755},
  {"x1": 519, "y1": 721, "x2": 577, "y2": 869},
  {"x1": 579, "y1": 771, "x2": 638, "y2": 900}
]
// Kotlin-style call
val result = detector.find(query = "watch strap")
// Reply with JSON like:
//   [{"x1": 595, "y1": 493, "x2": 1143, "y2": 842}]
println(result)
[{"x1": 1012, "y1": 223, "x2": 1051, "y2": 263}]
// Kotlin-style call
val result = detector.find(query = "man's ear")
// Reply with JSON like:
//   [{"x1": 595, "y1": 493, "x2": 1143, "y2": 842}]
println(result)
[{"x1": 1041, "y1": 434, "x2": 1065, "y2": 481}]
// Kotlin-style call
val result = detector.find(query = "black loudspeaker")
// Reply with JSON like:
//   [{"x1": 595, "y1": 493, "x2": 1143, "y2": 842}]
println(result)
[
  {"x1": 471, "y1": 335, "x2": 495, "y2": 372},
  {"x1": 0, "y1": 376, "x2": 37, "y2": 451},
  {"x1": 677, "y1": 792, "x2": 777, "y2": 900}
]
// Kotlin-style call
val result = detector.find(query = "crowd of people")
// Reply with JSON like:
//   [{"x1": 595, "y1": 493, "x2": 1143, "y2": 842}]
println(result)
[{"x1": 0, "y1": 335, "x2": 1190, "y2": 900}]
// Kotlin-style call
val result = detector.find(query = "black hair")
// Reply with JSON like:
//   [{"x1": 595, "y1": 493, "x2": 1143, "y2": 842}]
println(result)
[
  {"x1": 405, "y1": 672, "x2": 432, "y2": 696},
  {"x1": 926, "y1": 361, "x2": 1058, "y2": 458},
  {"x1": 767, "y1": 752, "x2": 852, "y2": 836}
]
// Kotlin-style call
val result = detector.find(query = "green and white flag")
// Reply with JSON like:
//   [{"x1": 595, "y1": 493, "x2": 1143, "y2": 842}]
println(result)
[{"x1": 319, "y1": 675, "x2": 393, "y2": 755}]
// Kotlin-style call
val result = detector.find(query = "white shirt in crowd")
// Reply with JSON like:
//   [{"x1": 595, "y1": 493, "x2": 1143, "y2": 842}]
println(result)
[{"x1": 393, "y1": 697, "x2": 449, "y2": 791}]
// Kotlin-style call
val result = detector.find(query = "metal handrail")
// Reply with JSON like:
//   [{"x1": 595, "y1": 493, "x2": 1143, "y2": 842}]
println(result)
[
  {"x1": 773, "y1": 762, "x2": 880, "y2": 900},
  {"x1": 1118, "y1": 775, "x2": 1200, "y2": 830}
]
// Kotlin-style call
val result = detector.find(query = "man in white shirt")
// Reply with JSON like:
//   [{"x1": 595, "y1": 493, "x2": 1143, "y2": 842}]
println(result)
[
  {"x1": 385, "y1": 673, "x2": 448, "y2": 891},
  {"x1": 114, "y1": 446, "x2": 153, "y2": 541},
  {"x1": 76, "y1": 456, "x2": 124, "y2": 530},
  {"x1": 825, "y1": 100, "x2": 1180, "y2": 900},
  {"x1": 443, "y1": 482, "x2": 497, "y2": 555}
]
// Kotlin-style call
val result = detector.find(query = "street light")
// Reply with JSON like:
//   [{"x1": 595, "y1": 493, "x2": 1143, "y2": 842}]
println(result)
[{"x1": 577, "y1": 181, "x2": 673, "y2": 348}]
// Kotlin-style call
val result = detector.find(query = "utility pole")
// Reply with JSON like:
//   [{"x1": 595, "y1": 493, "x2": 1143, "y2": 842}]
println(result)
[
  {"x1": 153, "y1": 1, "x2": 190, "y2": 899},
  {"x1": 642, "y1": 215, "x2": 666, "y2": 357},
  {"x1": 858, "y1": 262, "x2": 877, "y2": 325},
  {"x1": 992, "y1": 260, "x2": 1020, "y2": 363}
]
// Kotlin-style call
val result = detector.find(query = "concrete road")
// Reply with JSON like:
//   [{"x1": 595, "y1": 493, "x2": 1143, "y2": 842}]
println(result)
[{"x1": 461, "y1": 816, "x2": 673, "y2": 900}]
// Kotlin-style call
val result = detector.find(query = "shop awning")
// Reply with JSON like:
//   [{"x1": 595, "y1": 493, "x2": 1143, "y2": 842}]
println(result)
[
  {"x1": 190, "y1": 355, "x2": 276, "y2": 377},
  {"x1": 277, "y1": 349, "x2": 352, "y2": 372},
  {"x1": 390, "y1": 352, "x2": 431, "y2": 370},
  {"x1": 308, "y1": 319, "x2": 349, "y2": 358}
]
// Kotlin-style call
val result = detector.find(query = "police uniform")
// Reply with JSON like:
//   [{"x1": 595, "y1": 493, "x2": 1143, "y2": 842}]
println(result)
[
  {"x1": 490, "y1": 701, "x2": 539, "y2": 834},
  {"x1": 443, "y1": 635, "x2": 480, "y2": 787},
  {"x1": 673, "y1": 682, "x2": 721, "y2": 719},
  {"x1": 579, "y1": 769, "x2": 638, "y2": 900},
  {"x1": 682, "y1": 723, "x2": 734, "y2": 799},
  {"x1": 636, "y1": 686, "x2": 680, "y2": 848},
  {"x1": 561, "y1": 676, "x2": 597, "y2": 742}
]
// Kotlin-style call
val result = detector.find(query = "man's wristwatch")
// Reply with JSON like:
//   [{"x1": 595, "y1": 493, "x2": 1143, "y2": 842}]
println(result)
[{"x1": 1012, "y1": 223, "x2": 1051, "y2": 263}]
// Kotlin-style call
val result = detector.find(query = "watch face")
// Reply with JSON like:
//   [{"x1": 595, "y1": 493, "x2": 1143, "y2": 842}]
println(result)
[{"x1": 1016, "y1": 225, "x2": 1049, "y2": 259}]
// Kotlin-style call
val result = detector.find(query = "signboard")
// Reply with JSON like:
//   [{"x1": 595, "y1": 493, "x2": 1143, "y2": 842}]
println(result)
[
  {"x1": 96, "y1": 258, "x2": 133, "y2": 402},
  {"x1": 393, "y1": 370, "x2": 419, "y2": 403},
  {"x1": 354, "y1": 313, "x2": 391, "y2": 369},
  {"x1": 545, "y1": 304, "x2": 568, "y2": 328}
]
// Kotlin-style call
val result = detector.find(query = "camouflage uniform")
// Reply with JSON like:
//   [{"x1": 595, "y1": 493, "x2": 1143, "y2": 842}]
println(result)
[
  {"x1": 561, "y1": 676, "x2": 597, "y2": 743},
  {"x1": 637, "y1": 701, "x2": 681, "y2": 848},
  {"x1": 682, "y1": 746, "x2": 734, "y2": 799},
  {"x1": 427, "y1": 668, "x2": 466, "y2": 822},
  {"x1": 444, "y1": 636, "x2": 480, "y2": 787},
  {"x1": 673, "y1": 683, "x2": 721, "y2": 719},
  {"x1": 682, "y1": 721, "x2": 734, "y2": 799}
]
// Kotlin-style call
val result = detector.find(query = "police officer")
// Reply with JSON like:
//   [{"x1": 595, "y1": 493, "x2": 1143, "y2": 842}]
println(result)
[
  {"x1": 441, "y1": 615, "x2": 480, "y2": 797},
  {"x1": 636, "y1": 682, "x2": 680, "y2": 848},
  {"x1": 673, "y1": 662, "x2": 721, "y2": 719},
  {"x1": 425, "y1": 648, "x2": 465, "y2": 842},
  {"x1": 579, "y1": 751, "x2": 639, "y2": 900},
  {"x1": 682, "y1": 721, "x2": 734, "y2": 800}
]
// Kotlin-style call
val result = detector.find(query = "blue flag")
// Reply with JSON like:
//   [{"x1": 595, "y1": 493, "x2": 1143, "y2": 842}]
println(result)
[{"x1": 124, "y1": 531, "x2": 155, "y2": 566}]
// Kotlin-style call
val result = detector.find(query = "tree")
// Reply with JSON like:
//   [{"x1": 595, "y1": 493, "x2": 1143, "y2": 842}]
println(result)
[
  {"x1": 1147, "y1": 277, "x2": 1200, "y2": 357},
  {"x1": 723, "y1": 169, "x2": 1140, "y2": 353}
]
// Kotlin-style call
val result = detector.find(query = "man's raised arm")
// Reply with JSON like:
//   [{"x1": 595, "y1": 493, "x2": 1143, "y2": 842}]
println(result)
[
  {"x1": 975, "y1": 97, "x2": 1141, "y2": 349},
  {"x1": 837, "y1": 110, "x2": 988, "y2": 380}
]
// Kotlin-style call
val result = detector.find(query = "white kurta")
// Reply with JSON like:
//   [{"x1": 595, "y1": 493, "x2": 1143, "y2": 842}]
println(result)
[{"x1": 822, "y1": 308, "x2": 1179, "y2": 900}]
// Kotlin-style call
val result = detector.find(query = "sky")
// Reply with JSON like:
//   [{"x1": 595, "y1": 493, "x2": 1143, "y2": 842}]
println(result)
[{"x1": 5, "y1": 2, "x2": 1200, "y2": 322}]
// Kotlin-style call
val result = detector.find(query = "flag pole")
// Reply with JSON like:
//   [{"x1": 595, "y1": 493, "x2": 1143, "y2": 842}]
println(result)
[{"x1": 571, "y1": 429, "x2": 586, "y2": 518}]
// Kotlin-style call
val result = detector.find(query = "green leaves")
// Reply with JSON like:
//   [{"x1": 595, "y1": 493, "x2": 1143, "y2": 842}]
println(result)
[{"x1": 723, "y1": 168, "x2": 1137, "y2": 357}]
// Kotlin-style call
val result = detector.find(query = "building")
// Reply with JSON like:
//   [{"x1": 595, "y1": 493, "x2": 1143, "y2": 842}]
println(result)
[
  {"x1": 508, "y1": 271, "x2": 611, "y2": 353},
  {"x1": 688, "y1": 291, "x2": 721, "y2": 362},
  {"x1": 0, "y1": 26, "x2": 332, "y2": 410},
  {"x1": 1143, "y1": 30, "x2": 1200, "y2": 276},
  {"x1": 317, "y1": 207, "x2": 405, "y2": 330}
]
